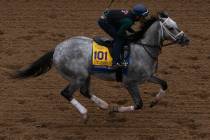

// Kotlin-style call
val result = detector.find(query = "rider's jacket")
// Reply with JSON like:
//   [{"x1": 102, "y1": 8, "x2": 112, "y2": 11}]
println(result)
[{"x1": 104, "y1": 9, "x2": 137, "y2": 37}]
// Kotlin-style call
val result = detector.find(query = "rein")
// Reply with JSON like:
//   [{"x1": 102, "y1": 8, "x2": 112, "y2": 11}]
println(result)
[
  {"x1": 138, "y1": 41, "x2": 176, "y2": 60},
  {"x1": 138, "y1": 42, "x2": 161, "y2": 60}
]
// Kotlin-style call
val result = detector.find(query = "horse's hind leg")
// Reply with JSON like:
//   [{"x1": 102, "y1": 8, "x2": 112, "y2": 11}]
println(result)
[
  {"x1": 148, "y1": 75, "x2": 168, "y2": 107},
  {"x1": 61, "y1": 78, "x2": 88, "y2": 120},
  {"x1": 80, "y1": 76, "x2": 109, "y2": 110}
]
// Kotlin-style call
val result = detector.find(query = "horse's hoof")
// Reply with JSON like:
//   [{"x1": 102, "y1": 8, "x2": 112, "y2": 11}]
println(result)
[
  {"x1": 91, "y1": 95, "x2": 109, "y2": 110},
  {"x1": 99, "y1": 103, "x2": 109, "y2": 110},
  {"x1": 81, "y1": 113, "x2": 88, "y2": 124},
  {"x1": 150, "y1": 100, "x2": 158, "y2": 108}
]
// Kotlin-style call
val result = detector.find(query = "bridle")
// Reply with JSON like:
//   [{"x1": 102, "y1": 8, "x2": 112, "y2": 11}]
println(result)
[
  {"x1": 139, "y1": 17, "x2": 185, "y2": 49},
  {"x1": 160, "y1": 17, "x2": 185, "y2": 46},
  {"x1": 138, "y1": 17, "x2": 185, "y2": 66}
]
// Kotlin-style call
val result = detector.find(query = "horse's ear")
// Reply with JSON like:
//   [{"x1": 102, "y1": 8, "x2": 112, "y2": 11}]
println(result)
[{"x1": 158, "y1": 11, "x2": 169, "y2": 18}]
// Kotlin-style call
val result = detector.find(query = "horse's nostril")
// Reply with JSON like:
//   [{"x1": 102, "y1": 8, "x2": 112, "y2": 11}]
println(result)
[{"x1": 185, "y1": 38, "x2": 190, "y2": 44}]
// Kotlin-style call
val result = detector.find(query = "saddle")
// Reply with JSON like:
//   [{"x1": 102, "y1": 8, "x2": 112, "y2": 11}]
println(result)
[
  {"x1": 93, "y1": 36, "x2": 130, "y2": 51},
  {"x1": 93, "y1": 37, "x2": 113, "y2": 48}
]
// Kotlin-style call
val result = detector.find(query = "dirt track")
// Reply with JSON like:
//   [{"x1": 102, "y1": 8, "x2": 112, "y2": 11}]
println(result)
[{"x1": 0, "y1": 0, "x2": 210, "y2": 140}]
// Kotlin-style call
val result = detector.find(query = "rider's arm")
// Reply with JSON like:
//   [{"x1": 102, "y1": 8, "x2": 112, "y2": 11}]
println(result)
[
  {"x1": 117, "y1": 18, "x2": 134, "y2": 37},
  {"x1": 127, "y1": 27, "x2": 135, "y2": 33}
]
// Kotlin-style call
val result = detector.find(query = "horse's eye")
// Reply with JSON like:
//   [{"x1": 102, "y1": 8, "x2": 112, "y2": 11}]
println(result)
[{"x1": 168, "y1": 27, "x2": 174, "y2": 31}]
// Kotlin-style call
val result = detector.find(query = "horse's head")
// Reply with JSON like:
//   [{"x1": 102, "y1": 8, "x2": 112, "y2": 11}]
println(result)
[{"x1": 158, "y1": 11, "x2": 190, "y2": 46}]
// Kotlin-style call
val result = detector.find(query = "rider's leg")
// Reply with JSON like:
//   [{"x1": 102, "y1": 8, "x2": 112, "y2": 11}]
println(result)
[
  {"x1": 148, "y1": 75, "x2": 168, "y2": 107},
  {"x1": 80, "y1": 76, "x2": 109, "y2": 110},
  {"x1": 98, "y1": 18, "x2": 117, "y2": 38},
  {"x1": 98, "y1": 18, "x2": 126, "y2": 66},
  {"x1": 112, "y1": 37, "x2": 126, "y2": 65}
]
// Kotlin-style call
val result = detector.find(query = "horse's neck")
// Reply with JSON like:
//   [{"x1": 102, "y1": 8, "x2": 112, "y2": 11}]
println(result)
[
  {"x1": 139, "y1": 21, "x2": 161, "y2": 47},
  {"x1": 129, "y1": 22, "x2": 161, "y2": 75},
  {"x1": 133, "y1": 21, "x2": 162, "y2": 59}
]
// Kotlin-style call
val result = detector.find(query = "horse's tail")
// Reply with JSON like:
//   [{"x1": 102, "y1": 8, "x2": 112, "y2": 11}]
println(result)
[{"x1": 15, "y1": 49, "x2": 54, "y2": 79}]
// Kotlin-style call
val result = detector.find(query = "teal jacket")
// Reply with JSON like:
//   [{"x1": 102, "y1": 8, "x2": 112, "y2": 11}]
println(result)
[
  {"x1": 117, "y1": 18, "x2": 135, "y2": 37},
  {"x1": 105, "y1": 9, "x2": 137, "y2": 38}
]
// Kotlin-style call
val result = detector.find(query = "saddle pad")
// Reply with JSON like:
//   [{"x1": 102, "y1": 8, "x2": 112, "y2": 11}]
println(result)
[{"x1": 92, "y1": 41, "x2": 113, "y2": 67}]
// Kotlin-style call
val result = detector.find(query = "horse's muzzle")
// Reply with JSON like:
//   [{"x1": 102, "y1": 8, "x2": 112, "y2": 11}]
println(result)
[{"x1": 176, "y1": 34, "x2": 190, "y2": 46}]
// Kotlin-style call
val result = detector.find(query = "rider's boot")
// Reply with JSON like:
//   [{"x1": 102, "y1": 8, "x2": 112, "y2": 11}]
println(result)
[
  {"x1": 112, "y1": 57, "x2": 128, "y2": 69},
  {"x1": 112, "y1": 39, "x2": 128, "y2": 69}
]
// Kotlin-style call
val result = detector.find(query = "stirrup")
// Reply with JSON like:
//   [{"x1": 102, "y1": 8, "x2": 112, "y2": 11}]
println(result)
[
  {"x1": 112, "y1": 63, "x2": 122, "y2": 69},
  {"x1": 112, "y1": 62, "x2": 127, "y2": 69},
  {"x1": 121, "y1": 60, "x2": 128, "y2": 67}
]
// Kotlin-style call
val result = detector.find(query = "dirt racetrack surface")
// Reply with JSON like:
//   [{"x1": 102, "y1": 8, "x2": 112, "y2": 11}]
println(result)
[{"x1": 0, "y1": 0, "x2": 210, "y2": 140}]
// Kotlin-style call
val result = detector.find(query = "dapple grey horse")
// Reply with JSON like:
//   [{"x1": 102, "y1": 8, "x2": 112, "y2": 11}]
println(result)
[{"x1": 15, "y1": 12, "x2": 189, "y2": 120}]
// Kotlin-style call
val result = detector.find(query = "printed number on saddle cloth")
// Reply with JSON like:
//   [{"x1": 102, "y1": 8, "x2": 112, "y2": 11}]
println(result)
[{"x1": 94, "y1": 51, "x2": 108, "y2": 61}]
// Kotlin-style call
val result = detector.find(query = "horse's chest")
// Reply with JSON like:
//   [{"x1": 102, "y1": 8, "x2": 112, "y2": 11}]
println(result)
[{"x1": 127, "y1": 61, "x2": 155, "y2": 80}]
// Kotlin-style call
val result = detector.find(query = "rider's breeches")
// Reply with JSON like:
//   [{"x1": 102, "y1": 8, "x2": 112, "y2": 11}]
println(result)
[
  {"x1": 112, "y1": 38, "x2": 125, "y2": 63},
  {"x1": 98, "y1": 18, "x2": 125, "y2": 63},
  {"x1": 98, "y1": 18, "x2": 117, "y2": 39}
]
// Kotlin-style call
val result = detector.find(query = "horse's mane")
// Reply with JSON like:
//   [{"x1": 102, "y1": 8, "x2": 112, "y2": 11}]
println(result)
[{"x1": 128, "y1": 16, "x2": 158, "y2": 42}]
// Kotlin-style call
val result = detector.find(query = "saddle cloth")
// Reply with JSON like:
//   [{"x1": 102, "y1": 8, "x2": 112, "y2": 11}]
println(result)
[
  {"x1": 92, "y1": 41, "x2": 113, "y2": 69},
  {"x1": 91, "y1": 41, "x2": 130, "y2": 82}
]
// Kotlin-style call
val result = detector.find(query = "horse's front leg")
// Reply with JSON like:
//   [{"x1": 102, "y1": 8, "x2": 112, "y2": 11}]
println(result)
[
  {"x1": 148, "y1": 75, "x2": 168, "y2": 107},
  {"x1": 111, "y1": 82, "x2": 143, "y2": 112}
]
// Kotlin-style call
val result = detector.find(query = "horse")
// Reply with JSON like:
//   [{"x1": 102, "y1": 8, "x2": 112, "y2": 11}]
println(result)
[{"x1": 15, "y1": 11, "x2": 190, "y2": 120}]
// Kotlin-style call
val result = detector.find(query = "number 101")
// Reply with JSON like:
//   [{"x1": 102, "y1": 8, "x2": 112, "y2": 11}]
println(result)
[{"x1": 94, "y1": 51, "x2": 108, "y2": 60}]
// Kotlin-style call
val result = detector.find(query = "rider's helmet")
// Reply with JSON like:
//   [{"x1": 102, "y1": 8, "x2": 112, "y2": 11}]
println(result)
[{"x1": 132, "y1": 4, "x2": 149, "y2": 17}]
